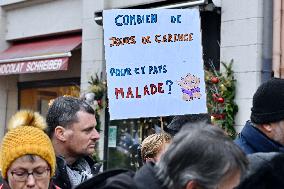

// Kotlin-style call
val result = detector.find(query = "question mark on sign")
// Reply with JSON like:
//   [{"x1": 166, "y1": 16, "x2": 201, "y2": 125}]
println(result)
[{"x1": 166, "y1": 80, "x2": 173, "y2": 94}]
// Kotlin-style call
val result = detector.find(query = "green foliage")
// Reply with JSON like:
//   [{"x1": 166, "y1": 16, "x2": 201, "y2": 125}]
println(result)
[
  {"x1": 87, "y1": 73, "x2": 107, "y2": 134},
  {"x1": 88, "y1": 74, "x2": 106, "y2": 100},
  {"x1": 87, "y1": 73, "x2": 107, "y2": 162},
  {"x1": 205, "y1": 60, "x2": 238, "y2": 138}
]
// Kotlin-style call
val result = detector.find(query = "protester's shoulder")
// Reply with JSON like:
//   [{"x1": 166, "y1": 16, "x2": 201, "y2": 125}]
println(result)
[
  {"x1": 234, "y1": 139, "x2": 255, "y2": 154},
  {"x1": 0, "y1": 178, "x2": 12, "y2": 189},
  {"x1": 0, "y1": 183, "x2": 8, "y2": 189},
  {"x1": 75, "y1": 168, "x2": 136, "y2": 189},
  {"x1": 237, "y1": 152, "x2": 284, "y2": 189},
  {"x1": 104, "y1": 169, "x2": 137, "y2": 189},
  {"x1": 248, "y1": 152, "x2": 281, "y2": 162},
  {"x1": 53, "y1": 156, "x2": 71, "y2": 189},
  {"x1": 234, "y1": 122, "x2": 258, "y2": 154},
  {"x1": 52, "y1": 184, "x2": 62, "y2": 189},
  {"x1": 85, "y1": 156, "x2": 102, "y2": 174},
  {"x1": 247, "y1": 152, "x2": 284, "y2": 173},
  {"x1": 134, "y1": 161, "x2": 156, "y2": 180},
  {"x1": 134, "y1": 162, "x2": 166, "y2": 189},
  {"x1": 55, "y1": 156, "x2": 66, "y2": 168},
  {"x1": 0, "y1": 174, "x2": 6, "y2": 188}
]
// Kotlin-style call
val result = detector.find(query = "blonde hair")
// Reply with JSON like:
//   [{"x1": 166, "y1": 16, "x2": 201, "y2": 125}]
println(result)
[{"x1": 141, "y1": 132, "x2": 172, "y2": 162}]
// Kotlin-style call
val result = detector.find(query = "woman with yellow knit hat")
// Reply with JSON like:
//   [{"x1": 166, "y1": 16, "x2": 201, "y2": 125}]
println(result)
[{"x1": 0, "y1": 110, "x2": 60, "y2": 189}]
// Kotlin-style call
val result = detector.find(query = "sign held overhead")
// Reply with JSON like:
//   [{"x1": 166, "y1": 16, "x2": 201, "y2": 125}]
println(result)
[{"x1": 103, "y1": 9, "x2": 207, "y2": 120}]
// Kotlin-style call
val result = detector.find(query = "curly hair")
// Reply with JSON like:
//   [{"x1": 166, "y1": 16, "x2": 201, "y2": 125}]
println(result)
[{"x1": 141, "y1": 132, "x2": 172, "y2": 162}]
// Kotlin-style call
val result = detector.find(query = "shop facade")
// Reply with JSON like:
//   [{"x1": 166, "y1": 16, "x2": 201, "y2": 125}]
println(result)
[{"x1": 0, "y1": 0, "x2": 273, "y2": 170}]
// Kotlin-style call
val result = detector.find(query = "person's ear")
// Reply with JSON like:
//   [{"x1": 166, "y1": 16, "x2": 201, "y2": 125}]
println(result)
[
  {"x1": 54, "y1": 126, "x2": 67, "y2": 142},
  {"x1": 185, "y1": 181, "x2": 198, "y2": 189},
  {"x1": 261, "y1": 123, "x2": 273, "y2": 132}
]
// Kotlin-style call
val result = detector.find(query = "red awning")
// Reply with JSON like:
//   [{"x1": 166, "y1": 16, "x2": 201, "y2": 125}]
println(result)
[{"x1": 0, "y1": 34, "x2": 81, "y2": 75}]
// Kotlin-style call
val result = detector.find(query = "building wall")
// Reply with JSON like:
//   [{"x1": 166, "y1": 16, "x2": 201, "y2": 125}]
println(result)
[
  {"x1": 0, "y1": 75, "x2": 18, "y2": 139},
  {"x1": 0, "y1": 0, "x2": 270, "y2": 152},
  {"x1": 2, "y1": 0, "x2": 82, "y2": 40},
  {"x1": 82, "y1": 0, "x2": 104, "y2": 161},
  {"x1": 0, "y1": 0, "x2": 83, "y2": 139},
  {"x1": 220, "y1": 0, "x2": 271, "y2": 132},
  {"x1": 0, "y1": 7, "x2": 8, "y2": 50},
  {"x1": 0, "y1": 7, "x2": 18, "y2": 138}
]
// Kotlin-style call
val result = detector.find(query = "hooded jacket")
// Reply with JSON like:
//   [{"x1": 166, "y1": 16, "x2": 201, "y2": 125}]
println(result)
[
  {"x1": 234, "y1": 121, "x2": 284, "y2": 154},
  {"x1": 75, "y1": 162, "x2": 166, "y2": 189}
]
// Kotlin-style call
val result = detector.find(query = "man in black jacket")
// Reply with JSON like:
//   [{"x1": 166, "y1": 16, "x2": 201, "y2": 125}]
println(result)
[
  {"x1": 46, "y1": 96, "x2": 101, "y2": 189},
  {"x1": 235, "y1": 78, "x2": 284, "y2": 154},
  {"x1": 237, "y1": 152, "x2": 284, "y2": 189}
]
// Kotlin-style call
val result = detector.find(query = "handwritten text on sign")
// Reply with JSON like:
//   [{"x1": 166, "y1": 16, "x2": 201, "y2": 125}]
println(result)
[{"x1": 103, "y1": 9, "x2": 207, "y2": 120}]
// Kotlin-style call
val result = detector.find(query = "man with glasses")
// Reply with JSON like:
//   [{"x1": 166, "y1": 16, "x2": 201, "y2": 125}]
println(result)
[
  {"x1": 0, "y1": 110, "x2": 60, "y2": 189},
  {"x1": 46, "y1": 96, "x2": 101, "y2": 189}
]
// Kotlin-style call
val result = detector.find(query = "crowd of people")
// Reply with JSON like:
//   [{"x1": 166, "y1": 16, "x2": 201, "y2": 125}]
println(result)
[{"x1": 0, "y1": 77, "x2": 283, "y2": 189}]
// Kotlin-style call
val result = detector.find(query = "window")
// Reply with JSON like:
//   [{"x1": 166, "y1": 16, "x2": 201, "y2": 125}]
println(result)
[{"x1": 19, "y1": 78, "x2": 80, "y2": 117}]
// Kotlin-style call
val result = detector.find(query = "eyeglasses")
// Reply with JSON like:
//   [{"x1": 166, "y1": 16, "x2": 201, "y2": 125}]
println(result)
[{"x1": 10, "y1": 167, "x2": 50, "y2": 182}]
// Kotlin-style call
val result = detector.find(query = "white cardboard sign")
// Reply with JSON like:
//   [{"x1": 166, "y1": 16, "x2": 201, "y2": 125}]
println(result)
[{"x1": 103, "y1": 9, "x2": 207, "y2": 120}]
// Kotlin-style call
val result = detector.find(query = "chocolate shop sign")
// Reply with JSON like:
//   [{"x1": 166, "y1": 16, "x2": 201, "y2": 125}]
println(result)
[{"x1": 0, "y1": 57, "x2": 68, "y2": 75}]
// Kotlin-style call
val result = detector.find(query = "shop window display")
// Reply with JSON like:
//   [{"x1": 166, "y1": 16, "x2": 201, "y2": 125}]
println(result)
[
  {"x1": 20, "y1": 85, "x2": 80, "y2": 117},
  {"x1": 107, "y1": 117, "x2": 172, "y2": 170}
]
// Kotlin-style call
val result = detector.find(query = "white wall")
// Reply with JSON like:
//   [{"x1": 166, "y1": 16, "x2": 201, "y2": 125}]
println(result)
[
  {"x1": 0, "y1": 7, "x2": 8, "y2": 50},
  {"x1": 0, "y1": 74, "x2": 18, "y2": 139},
  {"x1": 82, "y1": 0, "x2": 105, "y2": 162},
  {"x1": 3, "y1": 0, "x2": 82, "y2": 40},
  {"x1": 0, "y1": 0, "x2": 83, "y2": 138},
  {"x1": 220, "y1": 0, "x2": 265, "y2": 132},
  {"x1": 0, "y1": 7, "x2": 18, "y2": 138},
  {"x1": 103, "y1": 0, "x2": 166, "y2": 9},
  {"x1": 0, "y1": 75, "x2": 18, "y2": 131}
]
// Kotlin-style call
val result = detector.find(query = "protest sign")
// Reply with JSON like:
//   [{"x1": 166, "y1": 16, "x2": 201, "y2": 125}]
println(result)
[{"x1": 103, "y1": 9, "x2": 207, "y2": 120}]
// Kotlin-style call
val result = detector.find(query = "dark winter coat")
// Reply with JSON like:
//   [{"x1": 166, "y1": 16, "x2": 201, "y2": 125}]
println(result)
[
  {"x1": 53, "y1": 156, "x2": 101, "y2": 189},
  {"x1": 134, "y1": 162, "x2": 166, "y2": 189},
  {"x1": 234, "y1": 121, "x2": 284, "y2": 154},
  {"x1": 75, "y1": 169, "x2": 136, "y2": 189},
  {"x1": 237, "y1": 152, "x2": 284, "y2": 189},
  {"x1": 75, "y1": 162, "x2": 166, "y2": 189},
  {"x1": 0, "y1": 180, "x2": 61, "y2": 189}
]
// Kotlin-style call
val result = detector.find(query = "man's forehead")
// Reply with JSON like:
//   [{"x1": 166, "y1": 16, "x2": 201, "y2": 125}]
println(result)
[
  {"x1": 71, "y1": 111, "x2": 97, "y2": 128},
  {"x1": 76, "y1": 110, "x2": 96, "y2": 118}
]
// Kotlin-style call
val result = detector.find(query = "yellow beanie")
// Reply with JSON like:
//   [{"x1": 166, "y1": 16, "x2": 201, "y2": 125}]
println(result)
[{"x1": 0, "y1": 110, "x2": 56, "y2": 179}]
